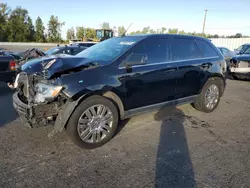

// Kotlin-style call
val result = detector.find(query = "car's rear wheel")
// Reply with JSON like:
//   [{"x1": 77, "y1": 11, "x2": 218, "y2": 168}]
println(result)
[
  {"x1": 66, "y1": 95, "x2": 119, "y2": 149},
  {"x1": 193, "y1": 77, "x2": 224, "y2": 113}
]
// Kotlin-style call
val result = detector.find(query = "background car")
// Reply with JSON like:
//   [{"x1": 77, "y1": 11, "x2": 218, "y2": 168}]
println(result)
[
  {"x1": 44, "y1": 45, "x2": 87, "y2": 56},
  {"x1": 234, "y1": 43, "x2": 250, "y2": 55},
  {"x1": 217, "y1": 47, "x2": 235, "y2": 66},
  {"x1": 229, "y1": 47, "x2": 250, "y2": 80}
]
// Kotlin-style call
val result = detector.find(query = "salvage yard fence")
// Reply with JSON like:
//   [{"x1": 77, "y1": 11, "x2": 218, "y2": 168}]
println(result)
[{"x1": 210, "y1": 38, "x2": 250, "y2": 51}]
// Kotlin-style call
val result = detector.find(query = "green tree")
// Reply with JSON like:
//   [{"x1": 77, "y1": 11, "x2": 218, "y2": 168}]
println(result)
[
  {"x1": 76, "y1": 26, "x2": 85, "y2": 39},
  {"x1": 85, "y1": 28, "x2": 95, "y2": 39},
  {"x1": 168, "y1": 28, "x2": 178, "y2": 34},
  {"x1": 35, "y1": 16, "x2": 45, "y2": 42},
  {"x1": 149, "y1": 29, "x2": 156, "y2": 34},
  {"x1": 101, "y1": 22, "x2": 110, "y2": 29},
  {"x1": 0, "y1": 3, "x2": 10, "y2": 41},
  {"x1": 118, "y1": 26, "x2": 126, "y2": 36},
  {"x1": 47, "y1": 15, "x2": 64, "y2": 43},
  {"x1": 66, "y1": 27, "x2": 75, "y2": 40},
  {"x1": 235, "y1": 33, "x2": 242, "y2": 38},
  {"x1": 160, "y1": 27, "x2": 167, "y2": 34},
  {"x1": 26, "y1": 17, "x2": 35, "y2": 41},
  {"x1": 178, "y1": 30, "x2": 186, "y2": 35},
  {"x1": 141, "y1": 26, "x2": 150, "y2": 34},
  {"x1": 7, "y1": 7, "x2": 33, "y2": 42}
]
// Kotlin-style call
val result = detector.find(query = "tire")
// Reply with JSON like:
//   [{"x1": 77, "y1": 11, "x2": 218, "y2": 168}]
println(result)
[
  {"x1": 66, "y1": 95, "x2": 119, "y2": 149},
  {"x1": 193, "y1": 77, "x2": 224, "y2": 113}
]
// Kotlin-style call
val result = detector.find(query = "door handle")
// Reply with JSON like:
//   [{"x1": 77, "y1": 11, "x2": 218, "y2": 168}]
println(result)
[{"x1": 164, "y1": 68, "x2": 176, "y2": 73}]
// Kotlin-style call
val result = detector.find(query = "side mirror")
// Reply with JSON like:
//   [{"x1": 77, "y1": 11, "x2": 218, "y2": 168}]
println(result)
[{"x1": 124, "y1": 53, "x2": 148, "y2": 67}]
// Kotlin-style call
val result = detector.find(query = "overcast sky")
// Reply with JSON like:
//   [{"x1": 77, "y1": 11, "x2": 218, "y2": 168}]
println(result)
[{"x1": 7, "y1": 0, "x2": 250, "y2": 38}]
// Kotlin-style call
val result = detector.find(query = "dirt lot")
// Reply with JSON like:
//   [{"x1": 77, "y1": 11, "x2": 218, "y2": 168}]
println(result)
[{"x1": 0, "y1": 79, "x2": 250, "y2": 188}]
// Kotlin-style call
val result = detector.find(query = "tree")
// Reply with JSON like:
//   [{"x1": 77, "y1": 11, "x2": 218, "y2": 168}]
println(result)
[
  {"x1": 149, "y1": 29, "x2": 156, "y2": 34},
  {"x1": 35, "y1": 16, "x2": 45, "y2": 42},
  {"x1": 178, "y1": 30, "x2": 186, "y2": 35},
  {"x1": 7, "y1": 7, "x2": 33, "y2": 42},
  {"x1": 0, "y1": 3, "x2": 11, "y2": 41},
  {"x1": 160, "y1": 27, "x2": 167, "y2": 34},
  {"x1": 101, "y1": 22, "x2": 110, "y2": 29},
  {"x1": 168, "y1": 28, "x2": 178, "y2": 34},
  {"x1": 66, "y1": 27, "x2": 75, "y2": 40},
  {"x1": 47, "y1": 15, "x2": 64, "y2": 43},
  {"x1": 26, "y1": 17, "x2": 35, "y2": 41},
  {"x1": 76, "y1": 26, "x2": 85, "y2": 39},
  {"x1": 118, "y1": 26, "x2": 126, "y2": 36},
  {"x1": 141, "y1": 26, "x2": 150, "y2": 34},
  {"x1": 235, "y1": 33, "x2": 242, "y2": 38},
  {"x1": 85, "y1": 28, "x2": 95, "y2": 39}
]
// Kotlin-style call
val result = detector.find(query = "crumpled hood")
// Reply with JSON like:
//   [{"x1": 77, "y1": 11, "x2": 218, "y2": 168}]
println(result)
[
  {"x1": 232, "y1": 54, "x2": 250, "y2": 61},
  {"x1": 21, "y1": 55, "x2": 103, "y2": 78}
]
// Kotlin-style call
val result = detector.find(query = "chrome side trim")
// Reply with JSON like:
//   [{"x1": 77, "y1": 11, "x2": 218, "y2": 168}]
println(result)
[
  {"x1": 119, "y1": 56, "x2": 219, "y2": 69},
  {"x1": 123, "y1": 95, "x2": 198, "y2": 119}
]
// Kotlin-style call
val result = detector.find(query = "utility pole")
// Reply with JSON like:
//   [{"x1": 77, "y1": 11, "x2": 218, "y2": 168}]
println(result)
[{"x1": 202, "y1": 9, "x2": 208, "y2": 36}]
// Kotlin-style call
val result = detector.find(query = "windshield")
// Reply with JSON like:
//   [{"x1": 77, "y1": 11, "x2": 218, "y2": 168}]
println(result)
[
  {"x1": 76, "y1": 36, "x2": 143, "y2": 62},
  {"x1": 44, "y1": 48, "x2": 60, "y2": 55},
  {"x1": 243, "y1": 48, "x2": 250, "y2": 54}
]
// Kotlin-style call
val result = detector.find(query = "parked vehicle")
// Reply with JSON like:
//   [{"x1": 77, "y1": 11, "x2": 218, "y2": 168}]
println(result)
[
  {"x1": 217, "y1": 47, "x2": 235, "y2": 63},
  {"x1": 229, "y1": 48, "x2": 250, "y2": 80},
  {"x1": 0, "y1": 55, "x2": 17, "y2": 84},
  {"x1": 13, "y1": 34, "x2": 227, "y2": 149},
  {"x1": 70, "y1": 42, "x2": 97, "y2": 48},
  {"x1": 44, "y1": 45, "x2": 87, "y2": 56},
  {"x1": 234, "y1": 44, "x2": 250, "y2": 55}
]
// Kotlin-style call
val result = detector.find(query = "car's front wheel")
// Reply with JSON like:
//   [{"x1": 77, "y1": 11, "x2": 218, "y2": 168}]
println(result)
[{"x1": 66, "y1": 95, "x2": 119, "y2": 149}]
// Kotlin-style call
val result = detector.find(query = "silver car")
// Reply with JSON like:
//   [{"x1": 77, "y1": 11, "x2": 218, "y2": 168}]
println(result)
[{"x1": 217, "y1": 47, "x2": 235, "y2": 64}]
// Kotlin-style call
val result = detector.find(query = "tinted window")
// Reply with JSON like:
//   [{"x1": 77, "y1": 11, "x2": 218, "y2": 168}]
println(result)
[
  {"x1": 171, "y1": 38, "x2": 203, "y2": 61},
  {"x1": 71, "y1": 48, "x2": 84, "y2": 55},
  {"x1": 221, "y1": 48, "x2": 229, "y2": 55},
  {"x1": 196, "y1": 39, "x2": 218, "y2": 57},
  {"x1": 130, "y1": 38, "x2": 168, "y2": 64}
]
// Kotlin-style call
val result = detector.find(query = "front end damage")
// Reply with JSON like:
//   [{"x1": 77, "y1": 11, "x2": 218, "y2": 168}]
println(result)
[
  {"x1": 229, "y1": 59, "x2": 250, "y2": 80},
  {"x1": 12, "y1": 72, "x2": 72, "y2": 131}
]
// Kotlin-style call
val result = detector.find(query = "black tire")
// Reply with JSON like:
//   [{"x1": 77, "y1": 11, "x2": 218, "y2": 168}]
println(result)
[
  {"x1": 193, "y1": 77, "x2": 224, "y2": 113},
  {"x1": 66, "y1": 95, "x2": 119, "y2": 149}
]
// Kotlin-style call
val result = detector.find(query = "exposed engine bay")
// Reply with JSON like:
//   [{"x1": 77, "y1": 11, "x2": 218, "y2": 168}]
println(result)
[
  {"x1": 13, "y1": 72, "x2": 68, "y2": 128},
  {"x1": 229, "y1": 59, "x2": 250, "y2": 80}
]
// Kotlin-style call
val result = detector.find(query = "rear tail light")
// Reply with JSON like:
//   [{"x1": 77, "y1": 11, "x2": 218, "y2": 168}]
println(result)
[{"x1": 9, "y1": 60, "x2": 17, "y2": 71}]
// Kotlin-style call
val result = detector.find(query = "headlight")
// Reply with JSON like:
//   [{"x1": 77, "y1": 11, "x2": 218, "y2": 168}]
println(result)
[{"x1": 34, "y1": 83, "x2": 63, "y2": 103}]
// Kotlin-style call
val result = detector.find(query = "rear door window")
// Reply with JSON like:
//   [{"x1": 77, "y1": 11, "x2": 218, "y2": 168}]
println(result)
[
  {"x1": 196, "y1": 39, "x2": 218, "y2": 57},
  {"x1": 131, "y1": 38, "x2": 169, "y2": 64},
  {"x1": 171, "y1": 38, "x2": 203, "y2": 61}
]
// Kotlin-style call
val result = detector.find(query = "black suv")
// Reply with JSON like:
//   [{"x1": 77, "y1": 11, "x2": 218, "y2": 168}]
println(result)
[{"x1": 13, "y1": 34, "x2": 227, "y2": 149}]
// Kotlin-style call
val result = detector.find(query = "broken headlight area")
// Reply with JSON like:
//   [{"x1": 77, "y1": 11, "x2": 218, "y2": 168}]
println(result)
[
  {"x1": 13, "y1": 73, "x2": 68, "y2": 128},
  {"x1": 34, "y1": 83, "x2": 63, "y2": 103}
]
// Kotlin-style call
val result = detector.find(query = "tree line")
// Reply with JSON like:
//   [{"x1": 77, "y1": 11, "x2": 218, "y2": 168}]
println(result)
[
  {"x1": 0, "y1": 3, "x2": 65, "y2": 43},
  {"x1": 0, "y1": 2, "x2": 248, "y2": 43}
]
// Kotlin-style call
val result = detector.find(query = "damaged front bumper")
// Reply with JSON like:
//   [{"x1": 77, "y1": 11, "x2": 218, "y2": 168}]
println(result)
[
  {"x1": 13, "y1": 92, "x2": 60, "y2": 128},
  {"x1": 13, "y1": 91, "x2": 80, "y2": 135}
]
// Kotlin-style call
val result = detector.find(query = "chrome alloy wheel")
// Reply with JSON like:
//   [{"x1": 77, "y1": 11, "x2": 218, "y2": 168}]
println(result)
[
  {"x1": 77, "y1": 105, "x2": 113, "y2": 143},
  {"x1": 205, "y1": 84, "x2": 220, "y2": 110}
]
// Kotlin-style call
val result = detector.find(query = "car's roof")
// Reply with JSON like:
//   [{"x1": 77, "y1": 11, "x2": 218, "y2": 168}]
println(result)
[{"x1": 126, "y1": 34, "x2": 208, "y2": 40}]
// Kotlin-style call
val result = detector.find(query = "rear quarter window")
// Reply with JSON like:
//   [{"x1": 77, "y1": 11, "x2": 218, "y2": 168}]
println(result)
[
  {"x1": 171, "y1": 38, "x2": 203, "y2": 61},
  {"x1": 196, "y1": 39, "x2": 219, "y2": 57}
]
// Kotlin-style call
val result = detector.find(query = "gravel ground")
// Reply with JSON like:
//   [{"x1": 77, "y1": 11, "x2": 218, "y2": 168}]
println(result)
[{"x1": 0, "y1": 79, "x2": 250, "y2": 188}]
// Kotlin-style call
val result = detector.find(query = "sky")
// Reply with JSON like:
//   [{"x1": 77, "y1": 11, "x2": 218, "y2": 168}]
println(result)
[{"x1": 6, "y1": 0, "x2": 250, "y2": 39}]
